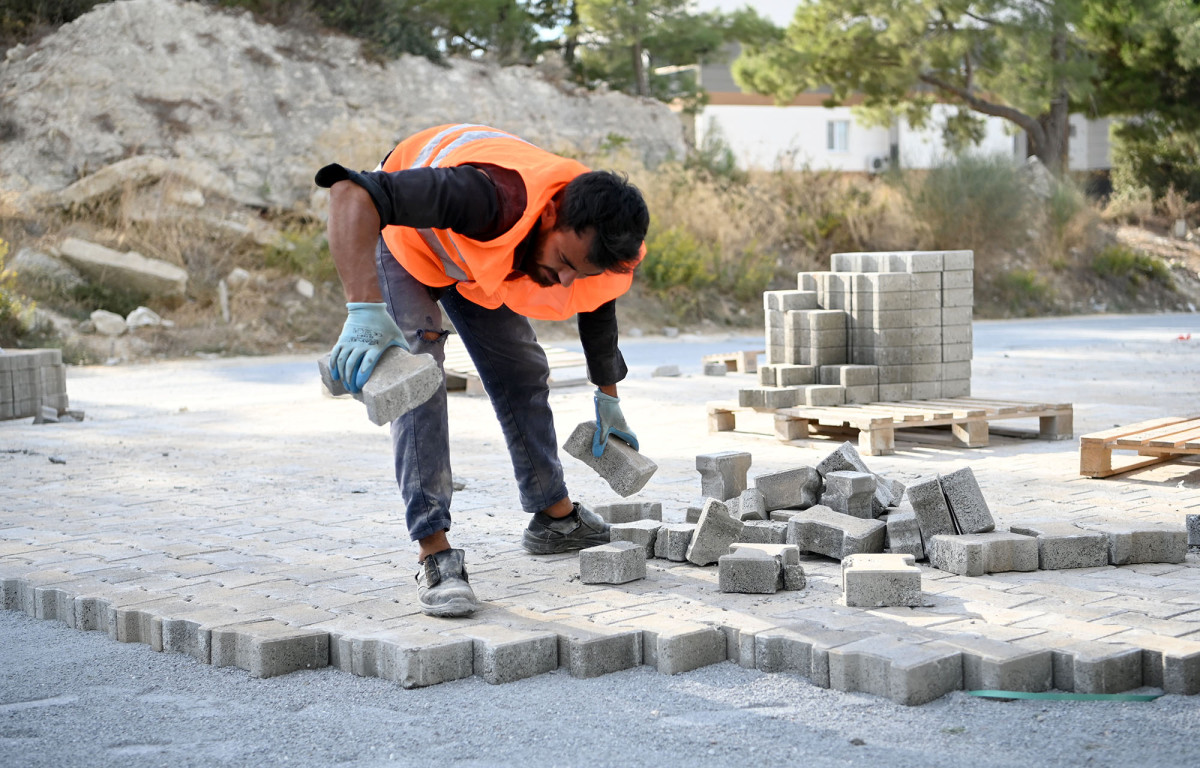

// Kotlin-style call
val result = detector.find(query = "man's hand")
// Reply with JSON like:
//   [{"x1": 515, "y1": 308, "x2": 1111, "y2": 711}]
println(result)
[
  {"x1": 592, "y1": 389, "x2": 639, "y2": 457},
  {"x1": 330, "y1": 302, "x2": 409, "y2": 393}
]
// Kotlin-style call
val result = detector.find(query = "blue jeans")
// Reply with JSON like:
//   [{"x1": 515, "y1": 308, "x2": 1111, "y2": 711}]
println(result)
[{"x1": 375, "y1": 238, "x2": 569, "y2": 541}]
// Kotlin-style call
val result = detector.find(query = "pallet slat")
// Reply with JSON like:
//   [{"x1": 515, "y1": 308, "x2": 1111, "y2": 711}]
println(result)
[{"x1": 1079, "y1": 416, "x2": 1200, "y2": 478}]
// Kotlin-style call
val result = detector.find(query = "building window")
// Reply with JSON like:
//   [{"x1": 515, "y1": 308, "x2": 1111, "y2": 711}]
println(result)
[{"x1": 827, "y1": 120, "x2": 849, "y2": 152}]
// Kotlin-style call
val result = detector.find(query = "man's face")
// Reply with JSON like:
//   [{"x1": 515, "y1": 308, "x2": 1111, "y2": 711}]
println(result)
[{"x1": 526, "y1": 225, "x2": 603, "y2": 288}]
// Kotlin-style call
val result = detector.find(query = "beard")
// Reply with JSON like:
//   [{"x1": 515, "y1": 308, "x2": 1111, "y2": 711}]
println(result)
[{"x1": 516, "y1": 228, "x2": 558, "y2": 287}]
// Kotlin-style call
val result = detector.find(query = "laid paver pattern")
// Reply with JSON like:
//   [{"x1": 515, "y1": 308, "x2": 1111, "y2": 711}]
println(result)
[{"x1": 2, "y1": 327, "x2": 1199, "y2": 703}]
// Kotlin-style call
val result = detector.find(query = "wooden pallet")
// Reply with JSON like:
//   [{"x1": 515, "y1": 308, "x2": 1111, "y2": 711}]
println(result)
[
  {"x1": 701, "y1": 349, "x2": 764, "y2": 374},
  {"x1": 708, "y1": 396, "x2": 1074, "y2": 456},
  {"x1": 443, "y1": 334, "x2": 588, "y2": 395},
  {"x1": 1079, "y1": 417, "x2": 1200, "y2": 478}
]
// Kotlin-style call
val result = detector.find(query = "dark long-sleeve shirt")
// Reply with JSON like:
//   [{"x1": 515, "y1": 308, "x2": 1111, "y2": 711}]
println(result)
[{"x1": 315, "y1": 162, "x2": 627, "y2": 386}]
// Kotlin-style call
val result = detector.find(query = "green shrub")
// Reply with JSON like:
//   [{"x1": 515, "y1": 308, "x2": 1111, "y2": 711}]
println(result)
[
  {"x1": 989, "y1": 269, "x2": 1052, "y2": 317},
  {"x1": 0, "y1": 238, "x2": 37, "y2": 346},
  {"x1": 902, "y1": 154, "x2": 1031, "y2": 258},
  {"x1": 1092, "y1": 245, "x2": 1174, "y2": 288},
  {"x1": 67, "y1": 282, "x2": 148, "y2": 319},
  {"x1": 640, "y1": 223, "x2": 716, "y2": 296},
  {"x1": 263, "y1": 228, "x2": 337, "y2": 284}
]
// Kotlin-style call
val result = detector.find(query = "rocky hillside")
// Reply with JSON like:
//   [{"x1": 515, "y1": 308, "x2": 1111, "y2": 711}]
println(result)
[{"x1": 0, "y1": 0, "x2": 685, "y2": 212}]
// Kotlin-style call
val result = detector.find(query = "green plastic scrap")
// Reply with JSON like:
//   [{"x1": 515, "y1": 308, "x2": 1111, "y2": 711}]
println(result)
[{"x1": 967, "y1": 690, "x2": 1162, "y2": 702}]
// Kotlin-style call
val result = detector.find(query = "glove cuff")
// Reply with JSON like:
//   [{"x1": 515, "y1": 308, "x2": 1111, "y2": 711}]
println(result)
[
  {"x1": 595, "y1": 389, "x2": 620, "y2": 403},
  {"x1": 346, "y1": 302, "x2": 387, "y2": 311}
]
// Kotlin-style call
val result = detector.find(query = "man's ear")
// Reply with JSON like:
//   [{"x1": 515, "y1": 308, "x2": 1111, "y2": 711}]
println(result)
[{"x1": 539, "y1": 199, "x2": 559, "y2": 229}]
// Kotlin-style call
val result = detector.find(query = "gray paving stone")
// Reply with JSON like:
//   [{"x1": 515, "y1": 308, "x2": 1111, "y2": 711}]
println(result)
[
  {"x1": 210, "y1": 619, "x2": 329, "y2": 678},
  {"x1": 827, "y1": 636, "x2": 963, "y2": 706},
  {"x1": 729, "y1": 542, "x2": 801, "y2": 565},
  {"x1": 593, "y1": 501, "x2": 663, "y2": 524},
  {"x1": 903, "y1": 477, "x2": 956, "y2": 543},
  {"x1": 446, "y1": 625, "x2": 559, "y2": 685},
  {"x1": 756, "y1": 624, "x2": 875, "y2": 687},
  {"x1": 553, "y1": 619, "x2": 643, "y2": 679},
  {"x1": 1049, "y1": 641, "x2": 1143, "y2": 693},
  {"x1": 1084, "y1": 523, "x2": 1188, "y2": 565},
  {"x1": 939, "y1": 467, "x2": 995, "y2": 534},
  {"x1": 609, "y1": 520, "x2": 661, "y2": 555},
  {"x1": 820, "y1": 471, "x2": 876, "y2": 519},
  {"x1": 929, "y1": 532, "x2": 1039, "y2": 577},
  {"x1": 732, "y1": 488, "x2": 767, "y2": 521},
  {"x1": 1008, "y1": 521, "x2": 1109, "y2": 570},
  {"x1": 885, "y1": 503, "x2": 925, "y2": 560},
  {"x1": 695, "y1": 451, "x2": 752, "y2": 501},
  {"x1": 580, "y1": 541, "x2": 647, "y2": 584},
  {"x1": 564, "y1": 421, "x2": 658, "y2": 497},
  {"x1": 328, "y1": 624, "x2": 475, "y2": 689},
  {"x1": 786, "y1": 505, "x2": 886, "y2": 560},
  {"x1": 754, "y1": 466, "x2": 820, "y2": 512},
  {"x1": 624, "y1": 617, "x2": 727, "y2": 675},
  {"x1": 737, "y1": 520, "x2": 788, "y2": 544},
  {"x1": 841, "y1": 554, "x2": 922, "y2": 607},
  {"x1": 816, "y1": 441, "x2": 894, "y2": 515},
  {"x1": 686, "y1": 500, "x2": 745, "y2": 566},
  {"x1": 317, "y1": 348, "x2": 441, "y2": 425},
  {"x1": 654, "y1": 524, "x2": 695, "y2": 562},
  {"x1": 1115, "y1": 631, "x2": 1200, "y2": 695},
  {"x1": 943, "y1": 634, "x2": 1053, "y2": 692},
  {"x1": 783, "y1": 564, "x2": 807, "y2": 591},
  {"x1": 719, "y1": 549, "x2": 781, "y2": 594},
  {"x1": 1188, "y1": 514, "x2": 1200, "y2": 547}
]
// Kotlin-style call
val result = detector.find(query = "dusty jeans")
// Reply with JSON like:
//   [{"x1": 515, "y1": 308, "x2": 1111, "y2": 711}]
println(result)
[{"x1": 375, "y1": 237, "x2": 568, "y2": 541}]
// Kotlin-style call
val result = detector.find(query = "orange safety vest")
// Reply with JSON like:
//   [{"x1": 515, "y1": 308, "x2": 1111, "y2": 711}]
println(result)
[{"x1": 379, "y1": 124, "x2": 640, "y2": 321}]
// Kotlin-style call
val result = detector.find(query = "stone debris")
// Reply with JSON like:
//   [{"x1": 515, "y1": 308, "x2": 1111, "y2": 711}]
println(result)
[
  {"x1": 724, "y1": 543, "x2": 806, "y2": 593},
  {"x1": 1008, "y1": 521, "x2": 1109, "y2": 570},
  {"x1": 927, "y1": 531, "x2": 1039, "y2": 576},
  {"x1": 737, "y1": 520, "x2": 788, "y2": 545},
  {"x1": 841, "y1": 553, "x2": 922, "y2": 607},
  {"x1": 563, "y1": 421, "x2": 658, "y2": 497},
  {"x1": 754, "y1": 466, "x2": 820, "y2": 512},
  {"x1": 816, "y1": 441, "x2": 895, "y2": 516},
  {"x1": 702, "y1": 361, "x2": 727, "y2": 376},
  {"x1": 732, "y1": 487, "x2": 766, "y2": 521},
  {"x1": 685, "y1": 499, "x2": 744, "y2": 566},
  {"x1": 695, "y1": 450, "x2": 752, "y2": 501},
  {"x1": 785, "y1": 505, "x2": 886, "y2": 559},
  {"x1": 579, "y1": 541, "x2": 647, "y2": 584},
  {"x1": 653, "y1": 524, "x2": 695, "y2": 562},
  {"x1": 318, "y1": 347, "x2": 442, "y2": 426},
  {"x1": 820, "y1": 470, "x2": 876, "y2": 519},
  {"x1": 58, "y1": 237, "x2": 188, "y2": 297},
  {"x1": 593, "y1": 501, "x2": 663, "y2": 524}
]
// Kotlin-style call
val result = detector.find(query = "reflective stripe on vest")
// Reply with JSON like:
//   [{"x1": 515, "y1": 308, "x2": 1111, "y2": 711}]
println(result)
[{"x1": 415, "y1": 228, "x2": 469, "y2": 282}]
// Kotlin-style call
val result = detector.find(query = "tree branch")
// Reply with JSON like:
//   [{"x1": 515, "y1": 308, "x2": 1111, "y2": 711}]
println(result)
[{"x1": 917, "y1": 71, "x2": 1045, "y2": 146}]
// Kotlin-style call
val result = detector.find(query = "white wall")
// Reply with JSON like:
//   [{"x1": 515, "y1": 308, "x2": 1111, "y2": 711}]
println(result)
[{"x1": 698, "y1": 105, "x2": 891, "y2": 171}]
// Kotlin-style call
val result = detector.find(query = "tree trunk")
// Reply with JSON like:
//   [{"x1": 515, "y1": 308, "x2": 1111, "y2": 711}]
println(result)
[{"x1": 1034, "y1": 15, "x2": 1072, "y2": 175}]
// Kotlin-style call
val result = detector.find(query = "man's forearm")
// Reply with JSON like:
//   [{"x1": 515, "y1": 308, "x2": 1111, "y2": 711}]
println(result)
[{"x1": 328, "y1": 180, "x2": 383, "y2": 303}]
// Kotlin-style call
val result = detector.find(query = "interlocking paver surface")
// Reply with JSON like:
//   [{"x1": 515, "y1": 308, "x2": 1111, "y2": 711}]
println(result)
[{"x1": 2, "y1": 315, "x2": 1199, "y2": 702}]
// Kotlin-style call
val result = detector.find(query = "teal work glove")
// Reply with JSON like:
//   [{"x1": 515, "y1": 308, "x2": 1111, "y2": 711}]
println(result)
[
  {"x1": 330, "y1": 302, "x2": 409, "y2": 394},
  {"x1": 592, "y1": 389, "x2": 639, "y2": 457}
]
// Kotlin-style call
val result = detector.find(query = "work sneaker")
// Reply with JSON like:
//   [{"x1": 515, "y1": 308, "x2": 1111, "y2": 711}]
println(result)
[
  {"x1": 522, "y1": 502, "x2": 610, "y2": 555},
  {"x1": 415, "y1": 548, "x2": 479, "y2": 618}
]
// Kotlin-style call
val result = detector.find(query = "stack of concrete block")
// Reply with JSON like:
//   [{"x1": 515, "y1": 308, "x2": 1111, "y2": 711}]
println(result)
[
  {"x1": 749, "y1": 250, "x2": 973, "y2": 407},
  {"x1": 1, "y1": 349, "x2": 68, "y2": 420}
]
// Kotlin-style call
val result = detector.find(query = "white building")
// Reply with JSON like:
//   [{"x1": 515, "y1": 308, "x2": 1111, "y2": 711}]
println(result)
[{"x1": 693, "y1": 53, "x2": 1112, "y2": 173}]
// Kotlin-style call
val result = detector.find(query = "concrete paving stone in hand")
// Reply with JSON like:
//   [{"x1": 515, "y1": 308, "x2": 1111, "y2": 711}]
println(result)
[
  {"x1": 564, "y1": 421, "x2": 658, "y2": 497},
  {"x1": 695, "y1": 450, "x2": 752, "y2": 501},
  {"x1": 938, "y1": 467, "x2": 995, "y2": 534},
  {"x1": 754, "y1": 466, "x2": 820, "y2": 512},
  {"x1": 317, "y1": 348, "x2": 441, "y2": 426},
  {"x1": 1008, "y1": 521, "x2": 1109, "y2": 570},
  {"x1": 686, "y1": 499, "x2": 745, "y2": 566}
]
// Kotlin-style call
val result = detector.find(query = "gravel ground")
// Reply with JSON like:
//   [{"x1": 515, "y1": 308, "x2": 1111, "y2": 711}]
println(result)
[{"x1": 3, "y1": 609, "x2": 1198, "y2": 768}]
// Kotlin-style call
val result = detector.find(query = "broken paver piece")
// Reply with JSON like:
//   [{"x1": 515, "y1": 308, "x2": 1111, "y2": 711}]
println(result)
[
  {"x1": 686, "y1": 499, "x2": 745, "y2": 566},
  {"x1": 938, "y1": 467, "x2": 995, "y2": 534},
  {"x1": 318, "y1": 347, "x2": 442, "y2": 425},
  {"x1": 564, "y1": 422, "x2": 658, "y2": 497}
]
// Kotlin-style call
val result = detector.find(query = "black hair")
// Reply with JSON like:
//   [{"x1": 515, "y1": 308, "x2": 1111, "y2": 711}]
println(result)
[{"x1": 558, "y1": 170, "x2": 649, "y2": 274}]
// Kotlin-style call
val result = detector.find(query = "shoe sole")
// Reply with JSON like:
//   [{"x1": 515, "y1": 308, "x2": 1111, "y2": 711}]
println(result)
[
  {"x1": 521, "y1": 530, "x2": 610, "y2": 555},
  {"x1": 419, "y1": 596, "x2": 479, "y2": 618}
]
